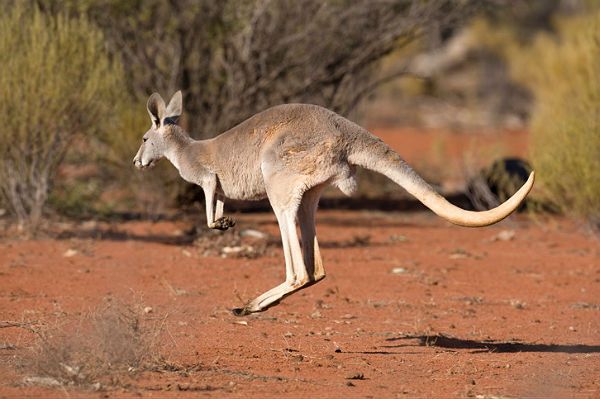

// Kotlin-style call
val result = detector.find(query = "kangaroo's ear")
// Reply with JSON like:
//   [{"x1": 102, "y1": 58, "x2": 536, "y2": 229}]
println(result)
[
  {"x1": 147, "y1": 93, "x2": 166, "y2": 128},
  {"x1": 164, "y1": 90, "x2": 183, "y2": 124}
]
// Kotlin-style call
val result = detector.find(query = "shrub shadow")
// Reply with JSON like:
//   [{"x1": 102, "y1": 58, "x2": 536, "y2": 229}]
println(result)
[{"x1": 383, "y1": 334, "x2": 600, "y2": 354}]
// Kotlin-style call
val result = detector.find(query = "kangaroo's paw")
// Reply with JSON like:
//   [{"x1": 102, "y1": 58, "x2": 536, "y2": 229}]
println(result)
[
  {"x1": 231, "y1": 298, "x2": 282, "y2": 317},
  {"x1": 209, "y1": 216, "x2": 236, "y2": 231}
]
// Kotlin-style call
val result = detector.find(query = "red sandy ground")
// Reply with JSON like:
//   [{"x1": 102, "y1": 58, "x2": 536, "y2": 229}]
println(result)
[
  {"x1": 0, "y1": 211, "x2": 599, "y2": 398},
  {"x1": 1, "y1": 128, "x2": 599, "y2": 398}
]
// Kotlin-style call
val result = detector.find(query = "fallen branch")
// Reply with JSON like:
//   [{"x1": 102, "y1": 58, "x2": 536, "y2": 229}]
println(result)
[{"x1": 0, "y1": 321, "x2": 39, "y2": 333}]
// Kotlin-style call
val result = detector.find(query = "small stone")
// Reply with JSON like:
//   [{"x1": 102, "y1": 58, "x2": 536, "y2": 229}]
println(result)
[
  {"x1": 346, "y1": 372, "x2": 365, "y2": 380},
  {"x1": 240, "y1": 229, "x2": 268, "y2": 239},
  {"x1": 391, "y1": 267, "x2": 408, "y2": 274},
  {"x1": 222, "y1": 246, "x2": 244, "y2": 254},
  {"x1": 492, "y1": 230, "x2": 516, "y2": 242},
  {"x1": 22, "y1": 376, "x2": 62, "y2": 387},
  {"x1": 63, "y1": 249, "x2": 78, "y2": 257},
  {"x1": 389, "y1": 234, "x2": 408, "y2": 242},
  {"x1": 177, "y1": 383, "x2": 190, "y2": 391},
  {"x1": 449, "y1": 248, "x2": 471, "y2": 259},
  {"x1": 310, "y1": 310, "x2": 322, "y2": 319},
  {"x1": 143, "y1": 306, "x2": 153, "y2": 314},
  {"x1": 510, "y1": 299, "x2": 526, "y2": 309}
]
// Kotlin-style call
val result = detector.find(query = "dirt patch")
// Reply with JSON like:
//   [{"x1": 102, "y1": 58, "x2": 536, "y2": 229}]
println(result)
[{"x1": 0, "y1": 210, "x2": 598, "y2": 398}]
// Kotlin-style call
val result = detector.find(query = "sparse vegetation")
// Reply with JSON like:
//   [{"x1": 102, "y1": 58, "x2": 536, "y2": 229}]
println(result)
[
  {"x1": 20, "y1": 299, "x2": 166, "y2": 388},
  {"x1": 515, "y1": 12, "x2": 600, "y2": 229},
  {"x1": 0, "y1": 5, "x2": 121, "y2": 231},
  {"x1": 472, "y1": 10, "x2": 600, "y2": 229}
]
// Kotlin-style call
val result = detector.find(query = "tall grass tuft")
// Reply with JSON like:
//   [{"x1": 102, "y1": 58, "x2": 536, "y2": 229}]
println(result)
[
  {"x1": 474, "y1": 11, "x2": 600, "y2": 229},
  {"x1": 516, "y1": 13, "x2": 600, "y2": 229},
  {"x1": 0, "y1": 5, "x2": 121, "y2": 231}
]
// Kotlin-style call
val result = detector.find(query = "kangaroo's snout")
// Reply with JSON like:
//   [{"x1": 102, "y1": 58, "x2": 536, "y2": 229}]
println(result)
[
  {"x1": 133, "y1": 159, "x2": 143, "y2": 169},
  {"x1": 133, "y1": 146, "x2": 144, "y2": 169}
]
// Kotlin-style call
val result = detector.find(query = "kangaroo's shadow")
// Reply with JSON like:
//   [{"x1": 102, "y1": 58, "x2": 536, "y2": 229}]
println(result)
[{"x1": 382, "y1": 334, "x2": 600, "y2": 354}]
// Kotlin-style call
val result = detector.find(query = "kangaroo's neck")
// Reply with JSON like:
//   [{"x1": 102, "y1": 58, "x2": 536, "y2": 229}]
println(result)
[
  {"x1": 163, "y1": 128, "x2": 195, "y2": 171},
  {"x1": 165, "y1": 129, "x2": 216, "y2": 185}
]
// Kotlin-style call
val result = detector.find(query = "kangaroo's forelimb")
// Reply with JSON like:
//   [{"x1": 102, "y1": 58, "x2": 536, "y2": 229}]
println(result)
[{"x1": 203, "y1": 177, "x2": 235, "y2": 230}]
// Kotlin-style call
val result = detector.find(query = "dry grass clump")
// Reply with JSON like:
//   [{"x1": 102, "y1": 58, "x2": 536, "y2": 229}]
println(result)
[
  {"x1": 516, "y1": 12, "x2": 600, "y2": 229},
  {"x1": 193, "y1": 227, "x2": 278, "y2": 259},
  {"x1": 19, "y1": 299, "x2": 167, "y2": 389}
]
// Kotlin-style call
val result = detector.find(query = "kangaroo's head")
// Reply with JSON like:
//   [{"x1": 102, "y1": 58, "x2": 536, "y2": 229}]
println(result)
[{"x1": 133, "y1": 91, "x2": 183, "y2": 169}]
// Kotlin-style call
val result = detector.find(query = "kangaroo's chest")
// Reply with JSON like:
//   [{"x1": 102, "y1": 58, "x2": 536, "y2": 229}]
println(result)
[{"x1": 216, "y1": 166, "x2": 267, "y2": 201}]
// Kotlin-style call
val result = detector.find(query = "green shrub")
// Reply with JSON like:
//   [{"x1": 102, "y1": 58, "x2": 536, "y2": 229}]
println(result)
[
  {"x1": 511, "y1": 12, "x2": 600, "y2": 228},
  {"x1": 0, "y1": 5, "x2": 121, "y2": 230}
]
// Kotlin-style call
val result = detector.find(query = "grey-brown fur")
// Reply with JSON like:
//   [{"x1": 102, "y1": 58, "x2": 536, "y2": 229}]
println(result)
[{"x1": 133, "y1": 91, "x2": 535, "y2": 315}]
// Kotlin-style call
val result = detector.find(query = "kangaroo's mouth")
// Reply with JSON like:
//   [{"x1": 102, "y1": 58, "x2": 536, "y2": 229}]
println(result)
[{"x1": 134, "y1": 159, "x2": 157, "y2": 170}]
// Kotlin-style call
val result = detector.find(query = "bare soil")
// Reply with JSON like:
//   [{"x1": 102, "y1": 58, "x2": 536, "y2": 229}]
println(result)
[{"x1": 0, "y1": 211, "x2": 599, "y2": 398}]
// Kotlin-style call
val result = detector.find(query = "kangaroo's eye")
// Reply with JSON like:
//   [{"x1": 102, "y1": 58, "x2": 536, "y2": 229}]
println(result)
[{"x1": 143, "y1": 138, "x2": 148, "y2": 143}]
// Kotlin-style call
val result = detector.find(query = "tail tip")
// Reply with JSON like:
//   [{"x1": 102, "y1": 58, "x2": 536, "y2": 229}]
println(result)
[{"x1": 528, "y1": 170, "x2": 536, "y2": 185}]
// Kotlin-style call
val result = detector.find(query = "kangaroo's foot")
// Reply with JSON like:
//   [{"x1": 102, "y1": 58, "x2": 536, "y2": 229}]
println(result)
[
  {"x1": 231, "y1": 298, "x2": 282, "y2": 317},
  {"x1": 209, "y1": 216, "x2": 236, "y2": 230},
  {"x1": 231, "y1": 276, "x2": 326, "y2": 317}
]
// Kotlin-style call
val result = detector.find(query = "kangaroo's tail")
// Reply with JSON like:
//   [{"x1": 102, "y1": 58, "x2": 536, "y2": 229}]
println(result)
[{"x1": 347, "y1": 135, "x2": 535, "y2": 227}]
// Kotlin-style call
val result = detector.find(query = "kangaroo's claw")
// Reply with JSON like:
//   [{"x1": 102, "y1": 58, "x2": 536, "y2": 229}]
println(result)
[{"x1": 209, "y1": 216, "x2": 236, "y2": 231}]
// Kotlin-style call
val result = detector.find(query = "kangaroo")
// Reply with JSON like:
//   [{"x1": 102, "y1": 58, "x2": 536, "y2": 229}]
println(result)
[{"x1": 133, "y1": 91, "x2": 535, "y2": 316}]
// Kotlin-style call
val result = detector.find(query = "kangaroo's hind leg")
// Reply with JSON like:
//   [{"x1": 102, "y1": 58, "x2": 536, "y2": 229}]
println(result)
[
  {"x1": 232, "y1": 202, "x2": 309, "y2": 315},
  {"x1": 298, "y1": 184, "x2": 326, "y2": 282},
  {"x1": 232, "y1": 171, "x2": 314, "y2": 315}
]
